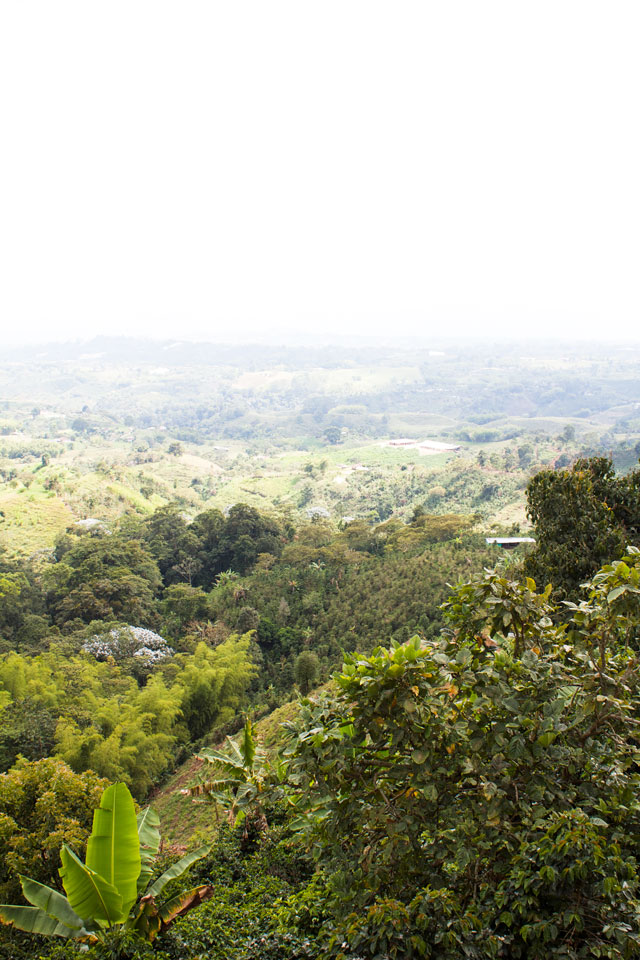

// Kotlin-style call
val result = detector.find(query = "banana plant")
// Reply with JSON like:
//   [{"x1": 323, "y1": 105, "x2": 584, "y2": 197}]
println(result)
[
  {"x1": 0, "y1": 782, "x2": 212, "y2": 944},
  {"x1": 186, "y1": 717, "x2": 276, "y2": 836}
]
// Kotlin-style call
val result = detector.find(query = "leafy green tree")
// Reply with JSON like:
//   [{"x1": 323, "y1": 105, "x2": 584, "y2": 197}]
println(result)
[
  {"x1": 161, "y1": 583, "x2": 210, "y2": 634},
  {"x1": 218, "y1": 505, "x2": 285, "y2": 576},
  {"x1": 45, "y1": 532, "x2": 162, "y2": 628},
  {"x1": 0, "y1": 697, "x2": 57, "y2": 770},
  {"x1": 388, "y1": 512, "x2": 474, "y2": 552},
  {"x1": 177, "y1": 636, "x2": 257, "y2": 740},
  {"x1": 0, "y1": 565, "x2": 49, "y2": 650},
  {"x1": 236, "y1": 606, "x2": 259, "y2": 635},
  {"x1": 54, "y1": 673, "x2": 183, "y2": 798},
  {"x1": 441, "y1": 566, "x2": 555, "y2": 657},
  {"x1": 52, "y1": 576, "x2": 159, "y2": 628},
  {"x1": 189, "y1": 508, "x2": 226, "y2": 588},
  {"x1": 323, "y1": 426, "x2": 341, "y2": 445},
  {"x1": 517, "y1": 443, "x2": 533, "y2": 468},
  {"x1": 283, "y1": 567, "x2": 640, "y2": 959},
  {"x1": 525, "y1": 457, "x2": 640, "y2": 601},
  {"x1": 0, "y1": 758, "x2": 107, "y2": 903},
  {"x1": 143, "y1": 504, "x2": 202, "y2": 586},
  {"x1": 293, "y1": 651, "x2": 319, "y2": 695},
  {"x1": 298, "y1": 484, "x2": 313, "y2": 509},
  {"x1": 565, "y1": 544, "x2": 640, "y2": 668},
  {"x1": 503, "y1": 448, "x2": 516, "y2": 471},
  {"x1": 0, "y1": 573, "x2": 29, "y2": 634}
]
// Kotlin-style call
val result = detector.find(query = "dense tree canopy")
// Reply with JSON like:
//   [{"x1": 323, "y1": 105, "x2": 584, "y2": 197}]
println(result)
[
  {"x1": 45, "y1": 531, "x2": 162, "y2": 628},
  {"x1": 0, "y1": 758, "x2": 107, "y2": 902},
  {"x1": 0, "y1": 635, "x2": 256, "y2": 795},
  {"x1": 525, "y1": 456, "x2": 640, "y2": 602},
  {"x1": 284, "y1": 560, "x2": 640, "y2": 959}
]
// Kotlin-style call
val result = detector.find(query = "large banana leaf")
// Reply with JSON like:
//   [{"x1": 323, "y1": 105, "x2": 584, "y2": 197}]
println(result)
[
  {"x1": 137, "y1": 806, "x2": 161, "y2": 894},
  {"x1": 137, "y1": 806, "x2": 161, "y2": 855},
  {"x1": 144, "y1": 844, "x2": 210, "y2": 898},
  {"x1": 0, "y1": 904, "x2": 80, "y2": 938},
  {"x1": 19, "y1": 876, "x2": 85, "y2": 932},
  {"x1": 158, "y1": 884, "x2": 214, "y2": 930},
  {"x1": 241, "y1": 717, "x2": 256, "y2": 767},
  {"x1": 197, "y1": 745, "x2": 245, "y2": 770},
  {"x1": 86, "y1": 782, "x2": 140, "y2": 915},
  {"x1": 59, "y1": 845, "x2": 123, "y2": 926}
]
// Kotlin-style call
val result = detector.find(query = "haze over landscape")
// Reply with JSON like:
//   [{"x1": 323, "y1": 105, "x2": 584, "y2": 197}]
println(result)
[
  {"x1": 3, "y1": 4, "x2": 640, "y2": 960},
  {"x1": 2, "y1": 0, "x2": 639, "y2": 346}
]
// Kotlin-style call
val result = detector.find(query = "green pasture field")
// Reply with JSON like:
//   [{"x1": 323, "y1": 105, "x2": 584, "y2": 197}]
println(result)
[
  {"x1": 0, "y1": 485, "x2": 73, "y2": 557},
  {"x1": 0, "y1": 429, "x2": 536, "y2": 555}
]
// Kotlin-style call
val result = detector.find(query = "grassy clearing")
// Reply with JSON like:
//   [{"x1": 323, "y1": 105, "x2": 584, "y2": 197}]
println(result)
[
  {"x1": 487, "y1": 498, "x2": 530, "y2": 530},
  {"x1": 386, "y1": 412, "x2": 459, "y2": 434},
  {"x1": 274, "y1": 441, "x2": 453, "y2": 470},
  {"x1": 342, "y1": 443, "x2": 454, "y2": 469},
  {"x1": 254, "y1": 699, "x2": 302, "y2": 753},
  {"x1": 149, "y1": 757, "x2": 219, "y2": 852},
  {"x1": 0, "y1": 486, "x2": 73, "y2": 556}
]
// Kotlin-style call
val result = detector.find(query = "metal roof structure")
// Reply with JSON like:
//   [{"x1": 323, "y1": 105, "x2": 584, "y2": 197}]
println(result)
[{"x1": 485, "y1": 537, "x2": 536, "y2": 550}]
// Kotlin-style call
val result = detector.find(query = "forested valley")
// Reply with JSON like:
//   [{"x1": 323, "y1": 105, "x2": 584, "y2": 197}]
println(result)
[{"x1": 2, "y1": 340, "x2": 640, "y2": 959}]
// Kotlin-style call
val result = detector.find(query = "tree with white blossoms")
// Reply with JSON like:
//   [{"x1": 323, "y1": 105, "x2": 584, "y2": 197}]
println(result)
[{"x1": 82, "y1": 625, "x2": 174, "y2": 666}]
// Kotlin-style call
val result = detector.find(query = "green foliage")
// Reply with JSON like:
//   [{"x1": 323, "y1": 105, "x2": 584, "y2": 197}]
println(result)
[
  {"x1": 282, "y1": 566, "x2": 640, "y2": 958},
  {"x1": 189, "y1": 718, "x2": 276, "y2": 836},
  {"x1": 85, "y1": 782, "x2": 141, "y2": 918},
  {"x1": 143, "y1": 504, "x2": 202, "y2": 586},
  {"x1": 0, "y1": 696, "x2": 58, "y2": 769},
  {"x1": 139, "y1": 502, "x2": 289, "y2": 590},
  {"x1": 0, "y1": 635, "x2": 256, "y2": 796},
  {"x1": 136, "y1": 807, "x2": 160, "y2": 894},
  {"x1": 525, "y1": 456, "x2": 640, "y2": 602},
  {"x1": 293, "y1": 651, "x2": 319, "y2": 695},
  {"x1": 0, "y1": 758, "x2": 108, "y2": 903},
  {"x1": 177, "y1": 636, "x2": 257, "y2": 741},
  {"x1": 388, "y1": 512, "x2": 475, "y2": 552},
  {"x1": 0, "y1": 567, "x2": 48, "y2": 649},
  {"x1": 160, "y1": 816, "x2": 316, "y2": 959},
  {"x1": 45, "y1": 531, "x2": 162, "y2": 628},
  {"x1": 564, "y1": 544, "x2": 640, "y2": 671},
  {"x1": 0, "y1": 782, "x2": 212, "y2": 948},
  {"x1": 161, "y1": 584, "x2": 210, "y2": 635},
  {"x1": 6, "y1": 340, "x2": 640, "y2": 957},
  {"x1": 441, "y1": 566, "x2": 555, "y2": 657},
  {"x1": 218, "y1": 505, "x2": 288, "y2": 577},
  {"x1": 209, "y1": 533, "x2": 493, "y2": 699}
]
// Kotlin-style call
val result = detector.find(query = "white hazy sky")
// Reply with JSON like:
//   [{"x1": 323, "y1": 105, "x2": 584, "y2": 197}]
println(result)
[{"x1": 1, "y1": 1, "x2": 639, "y2": 346}]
